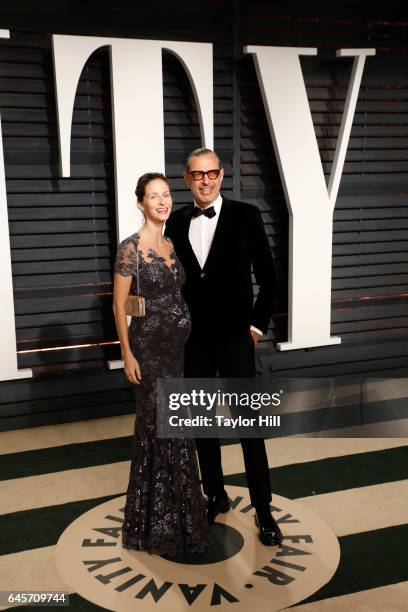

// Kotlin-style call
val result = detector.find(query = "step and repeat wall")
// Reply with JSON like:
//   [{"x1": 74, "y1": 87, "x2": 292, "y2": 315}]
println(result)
[{"x1": 0, "y1": 0, "x2": 407, "y2": 429}]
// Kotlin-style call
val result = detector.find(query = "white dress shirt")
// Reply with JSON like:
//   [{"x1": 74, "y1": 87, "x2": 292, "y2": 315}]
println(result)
[
  {"x1": 189, "y1": 194, "x2": 222, "y2": 268},
  {"x1": 188, "y1": 194, "x2": 263, "y2": 337}
]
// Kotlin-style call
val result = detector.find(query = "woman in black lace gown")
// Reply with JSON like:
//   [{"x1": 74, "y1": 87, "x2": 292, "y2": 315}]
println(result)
[{"x1": 112, "y1": 172, "x2": 211, "y2": 556}]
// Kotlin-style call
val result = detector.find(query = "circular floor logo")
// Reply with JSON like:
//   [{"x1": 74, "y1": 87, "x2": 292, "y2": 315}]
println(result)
[{"x1": 55, "y1": 486, "x2": 340, "y2": 611}]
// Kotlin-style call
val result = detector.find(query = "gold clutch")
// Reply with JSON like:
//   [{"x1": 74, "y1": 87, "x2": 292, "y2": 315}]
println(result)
[{"x1": 125, "y1": 295, "x2": 145, "y2": 317}]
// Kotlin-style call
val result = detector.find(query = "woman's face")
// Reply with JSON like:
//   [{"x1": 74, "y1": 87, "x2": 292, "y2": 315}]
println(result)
[{"x1": 138, "y1": 179, "x2": 172, "y2": 222}]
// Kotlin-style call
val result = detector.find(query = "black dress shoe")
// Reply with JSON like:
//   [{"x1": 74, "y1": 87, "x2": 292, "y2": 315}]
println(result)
[
  {"x1": 207, "y1": 492, "x2": 230, "y2": 525},
  {"x1": 254, "y1": 513, "x2": 283, "y2": 546}
]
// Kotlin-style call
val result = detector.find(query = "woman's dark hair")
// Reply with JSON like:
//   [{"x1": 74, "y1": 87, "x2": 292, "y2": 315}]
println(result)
[{"x1": 135, "y1": 172, "x2": 171, "y2": 202}]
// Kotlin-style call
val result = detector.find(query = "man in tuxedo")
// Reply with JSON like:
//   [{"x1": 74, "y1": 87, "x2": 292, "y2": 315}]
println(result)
[{"x1": 165, "y1": 148, "x2": 282, "y2": 546}]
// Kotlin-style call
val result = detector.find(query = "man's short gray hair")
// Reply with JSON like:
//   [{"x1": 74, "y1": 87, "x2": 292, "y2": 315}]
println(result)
[{"x1": 185, "y1": 148, "x2": 222, "y2": 172}]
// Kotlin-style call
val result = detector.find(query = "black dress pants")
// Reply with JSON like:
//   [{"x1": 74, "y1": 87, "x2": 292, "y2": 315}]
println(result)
[{"x1": 184, "y1": 332, "x2": 272, "y2": 511}]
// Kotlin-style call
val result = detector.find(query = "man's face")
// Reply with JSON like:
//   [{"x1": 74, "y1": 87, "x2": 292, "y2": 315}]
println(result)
[{"x1": 183, "y1": 153, "x2": 224, "y2": 208}]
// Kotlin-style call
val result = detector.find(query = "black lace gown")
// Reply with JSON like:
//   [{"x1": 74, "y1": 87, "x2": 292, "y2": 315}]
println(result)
[{"x1": 114, "y1": 231, "x2": 212, "y2": 556}]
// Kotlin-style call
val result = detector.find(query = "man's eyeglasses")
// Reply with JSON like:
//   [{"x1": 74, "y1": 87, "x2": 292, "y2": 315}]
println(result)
[{"x1": 189, "y1": 169, "x2": 221, "y2": 181}]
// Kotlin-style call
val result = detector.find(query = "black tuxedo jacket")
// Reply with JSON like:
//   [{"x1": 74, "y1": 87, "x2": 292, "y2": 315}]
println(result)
[{"x1": 165, "y1": 195, "x2": 276, "y2": 343}]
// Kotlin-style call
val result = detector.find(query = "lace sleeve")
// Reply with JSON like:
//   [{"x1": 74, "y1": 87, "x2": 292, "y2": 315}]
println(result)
[{"x1": 114, "y1": 237, "x2": 138, "y2": 277}]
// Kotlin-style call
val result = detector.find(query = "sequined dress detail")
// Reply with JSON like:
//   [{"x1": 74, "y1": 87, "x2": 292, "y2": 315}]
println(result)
[{"x1": 114, "y1": 232, "x2": 211, "y2": 555}]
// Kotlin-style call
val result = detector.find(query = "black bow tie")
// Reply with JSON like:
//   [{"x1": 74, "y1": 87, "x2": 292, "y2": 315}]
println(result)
[{"x1": 192, "y1": 206, "x2": 216, "y2": 219}]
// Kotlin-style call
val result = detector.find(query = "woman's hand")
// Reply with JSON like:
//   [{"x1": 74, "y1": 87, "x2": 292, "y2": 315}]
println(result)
[{"x1": 123, "y1": 351, "x2": 142, "y2": 385}]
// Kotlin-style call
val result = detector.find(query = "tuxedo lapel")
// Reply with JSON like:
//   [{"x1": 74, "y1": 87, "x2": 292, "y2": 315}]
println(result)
[
  {"x1": 203, "y1": 196, "x2": 234, "y2": 272},
  {"x1": 176, "y1": 204, "x2": 202, "y2": 272}
]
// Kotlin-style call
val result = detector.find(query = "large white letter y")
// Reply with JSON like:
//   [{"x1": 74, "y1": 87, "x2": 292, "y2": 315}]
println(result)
[{"x1": 244, "y1": 46, "x2": 375, "y2": 350}]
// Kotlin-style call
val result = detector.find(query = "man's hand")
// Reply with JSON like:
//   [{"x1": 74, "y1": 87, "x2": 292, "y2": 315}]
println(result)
[{"x1": 250, "y1": 330, "x2": 261, "y2": 345}]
